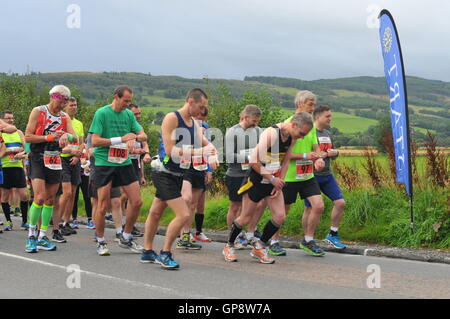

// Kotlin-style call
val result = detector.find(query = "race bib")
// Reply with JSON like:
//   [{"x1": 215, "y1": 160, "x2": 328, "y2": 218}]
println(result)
[
  {"x1": 44, "y1": 151, "x2": 62, "y2": 170},
  {"x1": 8, "y1": 152, "x2": 18, "y2": 163},
  {"x1": 318, "y1": 136, "x2": 332, "y2": 152},
  {"x1": 296, "y1": 160, "x2": 313, "y2": 180},
  {"x1": 240, "y1": 148, "x2": 254, "y2": 171},
  {"x1": 193, "y1": 155, "x2": 208, "y2": 171},
  {"x1": 180, "y1": 145, "x2": 192, "y2": 169},
  {"x1": 108, "y1": 143, "x2": 129, "y2": 164},
  {"x1": 264, "y1": 161, "x2": 281, "y2": 177}
]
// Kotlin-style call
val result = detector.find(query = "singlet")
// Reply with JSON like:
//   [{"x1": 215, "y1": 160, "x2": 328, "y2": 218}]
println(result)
[
  {"x1": 30, "y1": 105, "x2": 68, "y2": 154},
  {"x1": 1, "y1": 131, "x2": 23, "y2": 168},
  {"x1": 159, "y1": 111, "x2": 199, "y2": 174}
]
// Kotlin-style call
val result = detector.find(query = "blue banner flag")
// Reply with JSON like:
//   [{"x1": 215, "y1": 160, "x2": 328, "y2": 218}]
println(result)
[{"x1": 378, "y1": 10, "x2": 412, "y2": 197}]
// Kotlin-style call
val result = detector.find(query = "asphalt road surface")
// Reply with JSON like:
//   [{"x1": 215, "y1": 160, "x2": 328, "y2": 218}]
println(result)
[{"x1": 1, "y1": 223, "x2": 449, "y2": 299}]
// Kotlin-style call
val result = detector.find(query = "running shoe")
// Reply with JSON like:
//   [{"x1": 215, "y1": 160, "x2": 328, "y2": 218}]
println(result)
[
  {"x1": 37, "y1": 236, "x2": 57, "y2": 251},
  {"x1": 268, "y1": 242, "x2": 287, "y2": 256},
  {"x1": 222, "y1": 244, "x2": 237, "y2": 262},
  {"x1": 131, "y1": 226, "x2": 143, "y2": 237},
  {"x1": 254, "y1": 229, "x2": 262, "y2": 239},
  {"x1": 52, "y1": 230, "x2": 67, "y2": 243},
  {"x1": 118, "y1": 235, "x2": 144, "y2": 253},
  {"x1": 114, "y1": 232, "x2": 122, "y2": 243},
  {"x1": 140, "y1": 249, "x2": 159, "y2": 264},
  {"x1": 60, "y1": 225, "x2": 72, "y2": 236},
  {"x1": 176, "y1": 239, "x2": 202, "y2": 250},
  {"x1": 4, "y1": 221, "x2": 12, "y2": 231},
  {"x1": 157, "y1": 251, "x2": 179, "y2": 269},
  {"x1": 25, "y1": 236, "x2": 38, "y2": 253},
  {"x1": 86, "y1": 220, "x2": 96, "y2": 229},
  {"x1": 193, "y1": 232, "x2": 212, "y2": 242},
  {"x1": 105, "y1": 214, "x2": 114, "y2": 222},
  {"x1": 299, "y1": 239, "x2": 325, "y2": 257},
  {"x1": 70, "y1": 220, "x2": 79, "y2": 229},
  {"x1": 325, "y1": 233, "x2": 347, "y2": 249},
  {"x1": 20, "y1": 223, "x2": 29, "y2": 230},
  {"x1": 250, "y1": 246, "x2": 275, "y2": 264},
  {"x1": 63, "y1": 223, "x2": 77, "y2": 235},
  {"x1": 234, "y1": 236, "x2": 248, "y2": 250},
  {"x1": 97, "y1": 241, "x2": 111, "y2": 256}
]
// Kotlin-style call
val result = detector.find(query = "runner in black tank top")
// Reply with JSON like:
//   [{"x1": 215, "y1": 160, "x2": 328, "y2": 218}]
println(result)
[{"x1": 223, "y1": 112, "x2": 315, "y2": 264}]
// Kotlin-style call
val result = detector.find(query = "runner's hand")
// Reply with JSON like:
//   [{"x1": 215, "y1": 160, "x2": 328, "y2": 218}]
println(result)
[
  {"x1": 208, "y1": 155, "x2": 219, "y2": 170},
  {"x1": 70, "y1": 156, "x2": 79, "y2": 166},
  {"x1": 269, "y1": 189, "x2": 280, "y2": 199},
  {"x1": 271, "y1": 177, "x2": 285, "y2": 191},
  {"x1": 126, "y1": 139, "x2": 136, "y2": 153},
  {"x1": 205, "y1": 172, "x2": 213, "y2": 185},
  {"x1": 58, "y1": 133, "x2": 69, "y2": 147},
  {"x1": 315, "y1": 158, "x2": 325, "y2": 171},
  {"x1": 143, "y1": 153, "x2": 151, "y2": 163},
  {"x1": 71, "y1": 149, "x2": 82, "y2": 157},
  {"x1": 327, "y1": 149, "x2": 339, "y2": 157},
  {"x1": 122, "y1": 133, "x2": 137, "y2": 143},
  {"x1": 307, "y1": 152, "x2": 320, "y2": 161},
  {"x1": 140, "y1": 177, "x2": 147, "y2": 186}
]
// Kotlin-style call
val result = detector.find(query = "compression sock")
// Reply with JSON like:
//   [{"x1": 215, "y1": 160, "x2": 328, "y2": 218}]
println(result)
[
  {"x1": 20, "y1": 201, "x2": 29, "y2": 224},
  {"x1": 28, "y1": 202, "x2": 42, "y2": 229},
  {"x1": 1, "y1": 202, "x2": 12, "y2": 222},
  {"x1": 228, "y1": 221, "x2": 243, "y2": 245},
  {"x1": 195, "y1": 213, "x2": 204, "y2": 234},
  {"x1": 260, "y1": 219, "x2": 281, "y2": 245},
  {"x1": 40, "y1": 205, "x2": 54, "y2": 235}
]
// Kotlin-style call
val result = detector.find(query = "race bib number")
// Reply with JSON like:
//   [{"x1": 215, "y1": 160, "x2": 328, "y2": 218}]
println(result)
[
  {"x1": 8, "y1": 152, "x2": 18, "y2": 163},
  {"x1": 240, "y1": 148, "x2": 254, "y2": 171},
  {"x1": 108, "y1": 143, "x2": 129, "y2": 164},
  {"x1": 296, "y1": 160, "x2": 313, "y2": 180},
  {"x1": 44, "y1": 151, "x2": 62, "y2": 170},
  {"x1": 192, "y1": 155, "x2": 208, "y2": 171},
  {"x1": 180, "y1": 145, "x2": 192, "y2": 169},
  {"x1": 318, "y1": 136, "x2": 332, "y2": 152},
  {"x1": 264, "y1": 161, "x2": 281, "y2": 177}
]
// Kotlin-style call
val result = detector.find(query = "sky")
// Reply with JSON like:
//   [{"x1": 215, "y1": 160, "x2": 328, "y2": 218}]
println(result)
[{"x1": 1, "y1": 0, "x2": 449, "y2": 82}]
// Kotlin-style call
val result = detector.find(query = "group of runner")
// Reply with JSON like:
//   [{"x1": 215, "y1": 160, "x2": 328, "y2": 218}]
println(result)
[{"x1": 0, "y1": 85, "x2": 346, "y2": 270}]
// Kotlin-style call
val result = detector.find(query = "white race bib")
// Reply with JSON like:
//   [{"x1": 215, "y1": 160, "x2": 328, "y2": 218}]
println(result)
[
  {"x1": 108, "y1": 143, "x2": 129, "y2": 164},
  {"x1": 44, "y1": 151, "x2": 62, "y2": 170}
]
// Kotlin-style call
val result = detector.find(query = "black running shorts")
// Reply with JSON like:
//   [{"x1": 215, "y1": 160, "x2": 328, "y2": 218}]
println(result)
[
  {"x1": 0, "y1": 167, "x2": 26, "y2": 189},
  {"x1": 152, "y1": 170, "x2": 183, "y2": 201},
  {"x1": 282, "y1": 178, "x2": 322, "y2": 205},
  {"x1": 93, "y1": 164, "x2": 138, "y2": 188}
]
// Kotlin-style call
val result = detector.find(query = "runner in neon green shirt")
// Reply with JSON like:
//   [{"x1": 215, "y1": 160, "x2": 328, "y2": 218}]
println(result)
[{"x1": 270, "y1": 90, "x2": 327, "y2": 257}]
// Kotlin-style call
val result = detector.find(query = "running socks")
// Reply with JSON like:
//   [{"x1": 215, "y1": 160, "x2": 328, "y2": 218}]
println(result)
[
  {"x1": 195, "y1": 213, "x2": 204, "y2": 234},
  {"x1": 181, "y1": 232, "x2": 190, "y2": 242},
  {"x1": 40, "y1": 205, "x2": 54, "y2": 235},
  {"x1": 228, "y1": 221, "x2": 243, "y2": 245},
  {"x1": 1, "y1": 202, "x2": 12, "y2": 222},
  {"x1": 260, "y1": 219, "x2": 281, "y2": 245},
  {"x1": 28, "y1": 202, "x2": 43, "y2": 237},
  {"x1": 20, "y1": 201, "x2": 28, "y2": 224}
]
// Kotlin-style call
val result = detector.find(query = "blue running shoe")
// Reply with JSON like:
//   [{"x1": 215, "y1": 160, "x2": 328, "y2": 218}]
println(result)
[
  {"x1": 325, "y1": 233, "x2": 346, "y2": 249},
  {"x1": 140, "y1": 249, "x2": 159, "y2": 264},
  {"x1": 158, "y1": 251, "x2": 180, "y2": 270},
  {"x1": 20, "y1": 223, "x2": 29, "y2": 230},
  {"x1": 25, "y1": 236, "x2": 38, "y2": 253},
  {"x1": 37, "y1": 236, "x2": 57, "y2": 251},
  {"x1": 299, "y1": 239, "x2": 325, "y2": 257},
  {"x1": 86, "y1": 220, "x2": 96, "y2": 229}
]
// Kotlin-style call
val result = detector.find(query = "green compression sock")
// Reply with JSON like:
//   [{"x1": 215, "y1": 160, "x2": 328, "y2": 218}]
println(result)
[{"x1": 40, "y1": 205, "x2": 54, "y2": 230}]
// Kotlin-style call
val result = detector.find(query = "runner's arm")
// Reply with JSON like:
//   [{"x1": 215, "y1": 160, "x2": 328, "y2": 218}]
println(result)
[
  {"x1": 0, "y1": 119, "x2": 17, "y2": 133},
  {"x1": 25, "y1": 108, "x2": 48, "y2": 143},
  {"x1": 249, "y1": 127, "x2": 276, "y2": 180},
  {"x1": 0, "y1": 142, "x2": 5, "y2": 158}
]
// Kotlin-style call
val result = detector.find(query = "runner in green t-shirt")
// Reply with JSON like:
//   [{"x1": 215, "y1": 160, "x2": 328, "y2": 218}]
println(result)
[
  {"x1": 58, "y1": 97, "x2": 85, "y2": 242},
  {"x1": 89, "y1": 85, "x2": 147, "y2": 256},
  {"x1": 270, "y1": 90, "x2": 327, "y2": 257}
]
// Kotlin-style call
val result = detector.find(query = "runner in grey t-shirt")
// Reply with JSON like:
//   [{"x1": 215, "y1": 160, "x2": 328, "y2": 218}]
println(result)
[{"x1": 224, "y1": 105, "x2": 266, "y2": 248}]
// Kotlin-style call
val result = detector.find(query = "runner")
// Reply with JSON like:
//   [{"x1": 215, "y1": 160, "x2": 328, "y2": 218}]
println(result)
[
  {"x1": 141, "y1": 88, "x2": 218, "y2": 269},
  {"x1": 224, "y1": 105, "x2": 266, "y2": 249},
  {"x1": 308, "y1": 105, "x2": 346, "y2": 249},
  {"x1": 71, "y1": 145, "x2": 93, "y2": 228},
  {"x1": 0, "y1": 111, "x2": 29, "y2": 231},
  {"x1": 119, "y1": 104, "x2": 151, "y2": 238},
  {"x1": 24, "y1": 85, "x2": 78, "y2": 253},
  {"x1": 192, "y1": 108, "x2": 213, "y2": 243},
  {"x1": 275, "y1": 90, "x2": 326, "y2": 257},
  {"x1": 177, "y1": 107, "x2": 211, "y2": 249},
  {"x1": 89, "y1": 85, "x2": 147, "y2": 256},
  {"x1": 59, "y1": 97, "x2": 84, "y2": 236},
  {"x1": 223, "y1": 112, "x2": 314, "y2": 264}
]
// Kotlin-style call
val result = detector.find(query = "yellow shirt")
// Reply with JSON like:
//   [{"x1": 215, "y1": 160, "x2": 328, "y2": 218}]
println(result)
[{"x1": 61, "y1": 117, "x2": 84, "y2": 158}]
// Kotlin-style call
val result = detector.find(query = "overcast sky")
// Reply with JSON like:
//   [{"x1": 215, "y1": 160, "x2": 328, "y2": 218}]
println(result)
[{"x1": 1, "y1": 0, "x2": 449, "y2": 81}]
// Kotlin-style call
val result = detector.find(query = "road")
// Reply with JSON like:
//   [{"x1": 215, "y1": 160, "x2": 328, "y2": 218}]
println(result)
[{"x1": 0, "y1": 221, "x2": 449, "y2": 299}]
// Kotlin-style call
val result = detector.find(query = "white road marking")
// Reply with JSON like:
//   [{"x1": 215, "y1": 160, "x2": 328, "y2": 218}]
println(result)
[{"x1": 0, "y1": 251, "x2": 212, "y2": 299}]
